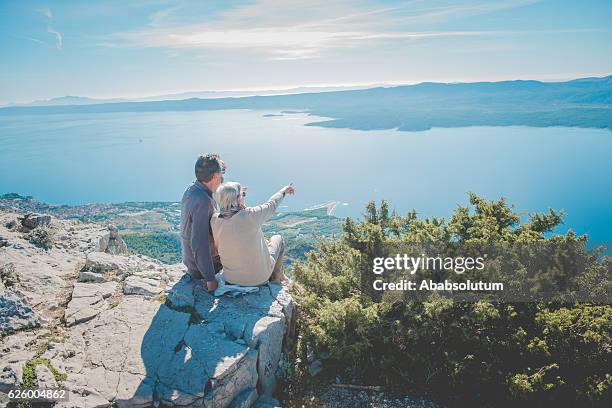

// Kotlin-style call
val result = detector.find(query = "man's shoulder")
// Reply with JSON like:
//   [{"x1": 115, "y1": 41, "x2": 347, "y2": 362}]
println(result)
[{"x1": 183, "y1": 182, "x2": 209, "y2": 200}]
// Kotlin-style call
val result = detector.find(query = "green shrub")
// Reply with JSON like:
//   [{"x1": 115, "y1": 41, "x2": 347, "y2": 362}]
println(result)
[
  {"x1": 292, "y1": 194, "x2": 611, "y2": 407},
  {"x1": 122, "y1": 232, "x2": 181, "y2": 263}
]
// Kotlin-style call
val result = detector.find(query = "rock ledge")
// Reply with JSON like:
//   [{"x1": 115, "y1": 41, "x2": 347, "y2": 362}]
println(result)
[{"x1": 0, "y1": 210, "x2": 293, "y2": 408}]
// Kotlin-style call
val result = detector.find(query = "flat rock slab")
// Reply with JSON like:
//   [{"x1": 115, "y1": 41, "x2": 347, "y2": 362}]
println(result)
[
  {"x1": 123, "y1": 275, "x2": 162, "y2": 297},
  {"x1": 165, "y1": 274, "x2": 197, "y2": 309},
  {"x1": 52, "y1": 276, "x2": 293, "y2": 407},
  {"x1": 64, "y1": 282, "x2": 118, "y2": 326},
  {"x1": 81, "y1": 252, "x2": 143, "y2": 282},
  {"x1": 72, "y1": 281, "x2": 117, "y2": 299}
]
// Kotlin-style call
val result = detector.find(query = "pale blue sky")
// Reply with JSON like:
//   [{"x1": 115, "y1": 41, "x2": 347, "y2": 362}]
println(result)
[{"x1": 1, "y1": 0, "x2": 611, "y2": 104}]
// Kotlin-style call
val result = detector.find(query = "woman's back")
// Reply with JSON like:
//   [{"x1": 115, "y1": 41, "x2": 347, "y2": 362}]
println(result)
[
  {"x1": 211, "y1": 188, "x2": 286, "y2": 285},
  {"x1": 211, "y1": 209, "x2": 273, "y2": 285}
]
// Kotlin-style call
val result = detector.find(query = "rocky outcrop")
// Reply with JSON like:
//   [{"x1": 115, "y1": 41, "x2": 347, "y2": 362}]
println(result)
[
  {"x1": 79, "y1": 251, "x2": 143, "y2": 282},
  {"x1": 0, "y1": 209, "x2": 294, "y2": 407},
  {"x1": 98, "y1": 224, "x2": 128, "y2": 255},
  {"x1": 18, "y1": 212, "x2": 51, "y2": 231}
]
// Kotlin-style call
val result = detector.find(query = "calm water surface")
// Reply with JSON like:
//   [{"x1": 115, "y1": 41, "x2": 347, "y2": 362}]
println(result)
[{"x1": 0, "y1": 110, "x2": 610, "y2": 241}]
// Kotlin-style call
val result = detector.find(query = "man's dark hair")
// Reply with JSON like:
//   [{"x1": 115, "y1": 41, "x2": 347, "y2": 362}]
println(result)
[{"x1": 195, "y1": 153, "x2": 222, "y2": 182}]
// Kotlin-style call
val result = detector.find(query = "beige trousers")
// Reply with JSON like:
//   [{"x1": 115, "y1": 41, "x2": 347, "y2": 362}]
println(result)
[{"x1": 267, "y1": 234, "x2": 285, "y2": 280}]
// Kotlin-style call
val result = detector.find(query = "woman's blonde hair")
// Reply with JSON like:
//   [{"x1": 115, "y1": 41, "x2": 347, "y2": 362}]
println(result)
[{"x1": 215, "y1": 182, "x2": 242, "y2": 212}]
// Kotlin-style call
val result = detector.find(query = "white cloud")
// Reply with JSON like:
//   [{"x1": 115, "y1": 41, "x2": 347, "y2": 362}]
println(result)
[
  {"x1": 103, "y1": 0, "x2": 543, "y2": 59},
  {"x1": 48, "y1": 27, "x2": 63, "y2": 50},
  {"x1": 36, "y1": 5, "x2": 63, "y2": 51}
]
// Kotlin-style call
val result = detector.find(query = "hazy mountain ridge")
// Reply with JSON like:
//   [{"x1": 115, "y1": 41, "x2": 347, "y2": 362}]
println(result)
[
  {"x1": 1, "y1": 76, "x2": 611, "y2": 131},
  {"x1": 5, "y1": 84, "x2": 378, "y2": 107},
  {"x1": 5, "y1": 96, "x2": 126, "y2": 107}
]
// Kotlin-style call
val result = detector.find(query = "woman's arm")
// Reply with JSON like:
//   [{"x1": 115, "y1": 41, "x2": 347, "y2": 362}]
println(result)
[{"x1": 247, "y1": 184, "x2": 294, "y2": 225}]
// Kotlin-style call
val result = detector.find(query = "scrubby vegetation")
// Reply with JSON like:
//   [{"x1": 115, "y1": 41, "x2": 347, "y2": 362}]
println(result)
[
  {"x1": 291, "y1": 194, "x2": 611, "y2": 407},
  {"x1": 27, "y1": 227, "x2": 55, "y2": 250},
  {"x1": 21, "y1": 357, "x2": 67, "y2": 388},
  {"x1": 18, "y1": 339, "x2": 67, "y2": 408},
  {"x1": 264, "y1": 210, "x2": 342, "y2": 266},
  {"x1": 122, "y1": 231, "x2": 182, "y2": 264}
]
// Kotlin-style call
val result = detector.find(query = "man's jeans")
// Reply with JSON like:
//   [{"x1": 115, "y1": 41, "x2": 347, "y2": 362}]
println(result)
[{"x1": 187, "y1": 253, "x2": 223, "y2": 280}]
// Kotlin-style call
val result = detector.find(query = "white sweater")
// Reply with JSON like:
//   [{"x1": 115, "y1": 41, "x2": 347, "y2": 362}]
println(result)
[{"x1": 210, "y1": 190, "x2": 285, "y2": 286}]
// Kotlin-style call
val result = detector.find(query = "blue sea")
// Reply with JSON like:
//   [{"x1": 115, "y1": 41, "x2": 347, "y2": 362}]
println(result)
[{"x1": 0, "y1": 110, "x2": 610, "y2": 242}]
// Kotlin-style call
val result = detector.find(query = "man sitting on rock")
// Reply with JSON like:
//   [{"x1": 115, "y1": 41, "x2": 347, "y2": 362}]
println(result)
[
  {"x1": 180, "y1": 153, "x2": 225, "y2": 292},
  {"x1": 211, "y1": 182, "x2": 294, "y2": 286}
]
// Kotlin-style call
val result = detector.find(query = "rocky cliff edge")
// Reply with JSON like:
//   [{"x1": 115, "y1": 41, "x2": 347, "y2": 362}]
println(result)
[{"x1": 0, "y1": 210, "x2": 293, "y2": 408}]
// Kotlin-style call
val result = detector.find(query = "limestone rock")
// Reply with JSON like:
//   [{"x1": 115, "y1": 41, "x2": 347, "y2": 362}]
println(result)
[
  {"x1": 115, "y1": 372, "x2": 154, "y2": 408},
  {"x1": 81, "y1": 252, "x2": 140, "y2": 282},
  {"x1": 165, "y1": 273, "x2": 197, "y2": 309},
  {"x1": 251, "y1": 316, "x2": 285, "y2": 395},
  {"x1": 64, "y1": 295, "x2": 106, "y2": 326},
  {"x1": 270, "y1": 283, "x2": 296, "y2": 340},
  {"x1": 58, "y1": 388, "x2": 111, "y2": 408},
  {"x1": 72, "y1": 281, "x2": 117, "y2": 299},
  {"x1": 178, "y1": 323, "x2": 258, "y2": 406},
  {"x1": 0, "y1": 208, "x2": 295, "y2": 408},
  {"x1": 78, "y1": 271, "x2": 107, "y2": 283},
  {"x1": 19, "y1": 212, "x2": 51, "y2": 231},
  {"x1": 35, "y1": 364, "x2": 58, "y2": 389},
  {"x1": 0, "y1": 366, "x2": 18, "y2": 393},
  {"x1": 64, "y1": 282, "x2": 117, "y2": 326},
  {"x1": 164, "y1": 263, "x2": 188, "y2": 285},
  {"x1": 123, "y1": 275, "x2": 162, "y2": 297},
  {"x1": 84, "y1": 252, "x2": 127, "y2": 273},
  {"x1": 0, "y1": 330, "x2": 38, "y2": 392},
  {"x1": 0, "y1": 290, "x2": 39, "y2": 334},
  {"x1": 98, "y1": 224, "x2": 128, "y2": 255}
]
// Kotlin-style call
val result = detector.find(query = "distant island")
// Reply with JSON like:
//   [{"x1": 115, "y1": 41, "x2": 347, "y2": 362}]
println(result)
[{"x1": 1, "y1": 76, "x2": 611, "y2": 131}]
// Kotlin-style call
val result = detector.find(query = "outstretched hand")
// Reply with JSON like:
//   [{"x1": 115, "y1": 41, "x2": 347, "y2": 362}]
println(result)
[{"x1": 284, "y1": 184, "x2": 295, "y2": 196}]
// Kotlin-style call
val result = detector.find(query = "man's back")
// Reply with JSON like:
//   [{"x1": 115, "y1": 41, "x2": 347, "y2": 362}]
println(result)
[{"x1": 180, "y1": 181, "x2": 216, "y2": 281}]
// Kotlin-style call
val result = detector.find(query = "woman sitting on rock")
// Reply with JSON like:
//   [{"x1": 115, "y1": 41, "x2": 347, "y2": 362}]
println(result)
[{"x1": 211, "y1": 182, "x2": 294, "y2": 286}]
